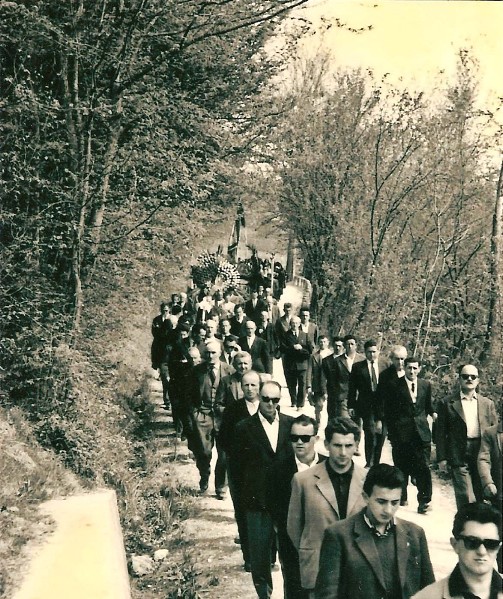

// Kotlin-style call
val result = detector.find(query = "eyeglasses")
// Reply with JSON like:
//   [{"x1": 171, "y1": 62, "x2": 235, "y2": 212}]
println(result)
[
  {"x1": 460, "y1": 374, "x2": 478, "y2": 381},
  {"x1": 290, "y1": 434, "x2": 314, "y2": 443},
  {"x1": 261, "y1": 396, "x2": 281, "y2": 404},
  {"x1": 456, "y1": 536, "x2": 501, "y2": 551}
]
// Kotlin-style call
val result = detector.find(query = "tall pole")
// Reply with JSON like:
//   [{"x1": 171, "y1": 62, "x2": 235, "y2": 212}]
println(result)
[{"x1": 270, "y1": 252, "x2": 275, "y2": 292}]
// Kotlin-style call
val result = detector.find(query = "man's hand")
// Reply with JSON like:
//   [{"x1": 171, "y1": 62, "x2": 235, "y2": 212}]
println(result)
[
  {"x1": 375, "y1": 420, "x2": 383, "y2": 434},
  {"x1": 484, "y1": 484, "x2": 497, "y2": 498},
  {"x1": 293, "y1": 343, "x2": 302, "y2": 350},
  {"x1": 438, "y1": 460, "x2": 448, "y2": 473}
]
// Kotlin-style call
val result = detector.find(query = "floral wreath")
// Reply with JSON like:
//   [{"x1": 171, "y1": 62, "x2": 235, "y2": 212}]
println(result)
[{"x1": 191, "y1": 251, "x2": 241, "y2": 291}]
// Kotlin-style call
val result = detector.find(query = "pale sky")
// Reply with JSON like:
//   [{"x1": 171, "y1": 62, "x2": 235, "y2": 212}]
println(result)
[{"x1": 290, "y1": 1, "x2": 502, "y2": 117}]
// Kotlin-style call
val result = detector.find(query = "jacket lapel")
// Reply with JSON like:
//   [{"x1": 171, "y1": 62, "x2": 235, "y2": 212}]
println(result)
[
  {"x1": 315, "y1": 465, "x2": 340, "y2": 515},
  {"x1": 354, "y1": 516, "x2": 386, "y2": 590},
  {"x1": 347, "y1": 465, "x2": 366, "y2": 515},
  {"x1": 251, "y1": 412, "x2": 275, "y2": 455},
  {"x1": 451, "y1": 396, "x2": 466, "y2": 423},
  {"x1": 395, "y1": 520, "x2": 411, "y2": 588}
]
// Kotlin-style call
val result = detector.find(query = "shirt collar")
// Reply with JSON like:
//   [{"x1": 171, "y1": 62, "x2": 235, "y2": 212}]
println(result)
[
  {"x1": 295, "y1": 452, "x2": 318, "y2": 469},
  {"x1": 460, "y1": 391, "x2": 478, "y2": 401},
  {"x1": 363, "y1": 512, "x2": 395, "y2": 537},
  {"x1": 449, "y1": 563, "x2": 503, "y2": 599},
  {"x1": 258, "y1": 410, "x2": 278, "y2": 425}
]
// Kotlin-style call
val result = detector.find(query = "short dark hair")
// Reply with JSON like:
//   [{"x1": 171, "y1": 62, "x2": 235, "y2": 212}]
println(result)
[
  {"x1": 291, "y1": 414, "x2": 318, "y2": 435},
  {"x1": 343, "y1": 334, "x2": 356, "y2": 344},
  {"x1": 404, "y1": 356, "x2": 421, "y2": 367},
  {"x1": 300, "y1": 305, "x2": 310, "y2": 313},
  {"x1": 363, "y1": 464, "x2": 404, "y2": 496},
  {"x1": 332, "y1": 336, "x2": 344, "y2": 344},
  {"x1": 284, "y1": 302, "x2": 292, "y2": 310},
  {"x1": 318, "y1": 334, "x2": 329, "y2": 343},
  {"x1": 224, "y1": 334, "x2": 239, "y2": 344},
  {"x1": 324, "y1": 417, "x2": 361, "y2": 443},
  {"x1": 192, "y1": 323, "x2": 207, "y2": 336},
  {"x1": 452, "y1": 502, "x2": 502, "y2": 539},
  {"x1": 364, "y1": 339, "x2": 378, "y2": 350},
  {"x1": 171, "y1": 304, "x2": 182, "y2": 315},
  {"x1": 234, "y1": 303, "x2": 244, "y2": 312}
]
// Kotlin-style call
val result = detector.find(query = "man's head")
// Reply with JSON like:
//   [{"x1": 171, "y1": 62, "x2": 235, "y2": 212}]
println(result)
[
  {"x1": 245, "y1": 320, "x2": 256, "y2": 337},
  {"x1": 223, "y1": 334, "x2": 239, "y2": 353},
  {"x1": 451, "y1": 502, "x2": 501, "y2": 578},
  {"x1": 404, "y1": 357, "x2": 421, "y2": 382},
  {"x1": 458, "y1": 364, "x2": 480, "y2": 395},
  {"x1": 363, "y1": 464, "x2": 405, "y2": 529},
  {"x1": 343, "y1": 334, "x2": 357, "y2": 356},
  {"x1": 178, "y1": 322, "x2": 191, "y2": 339},
  {"x1": 260, "y1": 310, "x2": 269, "y2": 324},
  {"x1": 250, "y1": 289, "x2": 259, "y2": 300},
  {"x1": 188, "y1": 347, "x2": 201, "y2": 365},
  {"x1": 192, "y1": 323, "x2": 207, "y2": 342},
  {"x1": 324, "y1": 417, "x2": 360, "y2": 473},
  {"x1": 233, "y1": 351, "x2": 252, "y2": 375},
  {"x1": 234, "y1": 304, "x2": 244, "y2": 319},
  {"x1": 300, "y1": 307, "x2": 310, "y2": 324},
  {"x1": 283, "y1": 302, "x2": 293, "y2": 317},
  {"x1": 180, "y1": 292, "x2": 188, "y2": 303},
  {"x1": 332, "y1": 336, "x2": 344, "y2": 356},
  {"x1": 223, "y1": 290, "x2": 232, "y2": 301},
  {"x1": 318, "y1": 335, "x2": 329, "y2": 351},
  {"x1": 259, "y1": 380, "x2": 282, "y2": 421},
  {"x1": 171, "y1": 293, "x2": 181, "y2": 305},
  {"x1": 364, "y1": 340, "x2": 379, "y2": 362},
  {"x1": 290, "y1": 316, "x2": 301, "y2": 333},
  {"x1": 206, "y1": 319, "x2": 217, "y2": 337},
  {"x1": 390, "y1": 345, "x2": 407, "y2": 372},
  {"x1": 290, "y1": 415, "x2": 318, "y2": 464},
  {"x1": 219, "y1": 319, "x2": 232, "y2": 336},
  {"x1": 160, "y1": 302, "x2": 170, "y2": 316},
  {"x1": 205, "y1": 340, "x2": 222, "y2": 365},
  {"x1": 257, "y1": 285, "x2": 265, "y2": 296},
  {"x1": 241, "y1": 370, "x2": 261, "y2": 402}
]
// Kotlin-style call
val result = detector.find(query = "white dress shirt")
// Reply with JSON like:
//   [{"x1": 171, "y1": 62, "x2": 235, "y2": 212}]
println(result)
[
  {"x1": 258, "y1": 411, "x2": 279, "y2": 451},
  {"x1": 461, "y1": 392, "x2": 480, "y2": 439},
  {"x1": 405, "y1": 378, "x2": 417, "y2": 403},
  {"x1": 245, "y1": 399, "x2": 259, "y2": 416},
  {"x1": 295, "y1": 452, "x2": 319, "y2": 472},
  {"x1": 345, "y1": 354, "x2": 355, "y2": 372}
]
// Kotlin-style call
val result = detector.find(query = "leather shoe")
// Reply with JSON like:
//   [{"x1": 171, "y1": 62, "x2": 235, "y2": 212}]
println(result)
[{"x1": 417, "y1": 502, "x2": 430, "y2": 514}]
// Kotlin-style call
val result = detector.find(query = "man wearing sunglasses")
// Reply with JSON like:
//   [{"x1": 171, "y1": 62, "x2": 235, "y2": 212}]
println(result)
[
  {"x1": 436, "y1": 364, "x2": 497, "y2": 509},
  {"x1": 234, "y1": 380, "x2": 294, "y2": 599},
  {"x1": 268, "y1": 415, "x2": 326, "y2": 599},
  {"x1": 412, "y1": 502, "x2": 502, "y2": 599}
]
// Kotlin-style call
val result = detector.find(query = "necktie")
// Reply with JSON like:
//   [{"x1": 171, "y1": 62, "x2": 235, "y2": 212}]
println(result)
[
  {"x1": 411, "y1": 382, "x2": 415, "y2": 394},
  {"x1": 209, "y1": 367, "x2": 216, "y2": 385},
  {"x1": 370, "y1": 362, "x2": 378, "y2": 392}
]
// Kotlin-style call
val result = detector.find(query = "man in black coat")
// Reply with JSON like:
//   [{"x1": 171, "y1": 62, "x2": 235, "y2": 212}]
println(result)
[
  {"x1": 230, "y1": 303, "x2": 249, "y2": 338},
  {"x1": 234, "y1": 381, "x2": 294, "y2": 599},
  {"x1": 256, "y1": 311, "x2": 279, "y2": 360},
  {"x1": 282, "y1": 316, "x2": 313, "y2": 409},
  {"x1": 151, "y1": 301, "x2": 175, "y2": 408},
  {"x1": 239, "y1": 320, "x2": 272, "y2": 374},
  {"x1": 348, "y1": 339, "x2": 387, "y2": 467},
  {"x1": 268, "y1": 415, "x2": 325, "y2": 599},
  {"x1": 384, "y1": 356, "x2": 435, "y2": 512},
  {"x1": 244, "y1": 288, "x2": 268, "y2": 325}
]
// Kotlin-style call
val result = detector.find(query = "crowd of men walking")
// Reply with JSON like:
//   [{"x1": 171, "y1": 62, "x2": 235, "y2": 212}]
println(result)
[{"x1": 151, "y1": 284, "x2": 502, "y2": 599}]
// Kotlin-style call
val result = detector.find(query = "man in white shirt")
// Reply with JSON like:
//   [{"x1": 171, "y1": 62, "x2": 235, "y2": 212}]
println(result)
[
  {"x1": 436, "y1": 364, "x2": 498, "y2": 509},
  {"x1": 234, "y1": 381, "x2": 295, "y2": 598}
]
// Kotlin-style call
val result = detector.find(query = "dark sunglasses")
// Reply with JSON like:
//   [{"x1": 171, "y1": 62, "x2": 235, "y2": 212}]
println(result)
[
  {"x1": 290, "y1": 434, "x2": 314, "y2": 443},
  {"x1": 456, "y1": 535, "x2": 501, "y2": 551},
  {"x1": 261, "y1": 396, "x2": 281, "y2": 404},
  {"x1": 460, "y1": 374, "x2": 478, "y2": 381}
]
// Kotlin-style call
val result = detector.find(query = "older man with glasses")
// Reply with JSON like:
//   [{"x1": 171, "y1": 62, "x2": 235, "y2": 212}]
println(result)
[
  {"x1": 234, "y1": 380, "x2": 294, "y2": 599},
  {"x1": 436, "y1": 364, "x2": 498, "y2": 509}
]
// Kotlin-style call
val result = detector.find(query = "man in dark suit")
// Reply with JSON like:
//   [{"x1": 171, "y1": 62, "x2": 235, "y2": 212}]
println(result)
[
  {"x1": 282, "y1": 316, "x2": 313, "y2": 409},
  {"x1": 187, "y1": 340, "x2": 234, "y2": 495},
  {"x1": 384, "y1": 356, "x2": 435, "y2": 512},
  {"x1": 219, "y1": 369, "x2": 261, "y2": 569},
  {"x1": 244, "y1": 288, "x2": 268, "y2": 325},
  {"x1": 234, "y1": 380, "x2": 294, "y2": 599},
  {"x1": 151, "y1": 301, "x2": 175, "y2": 409},
  {"x1": 477, "y1": 399, "x2": 502, "y2": 509},
  {"x1": 299, "y1": 306, "x2": 318, "y2": 347},
  {"x1": 348, "y1": 339, "x2": 387, "y2": 468},
  {"x1": 288, "y1": 417, "x2": 367, "y2": 595},
  {"x1": 268, "y1": 415, "x2": 325, "y2": 599},
  {"x1": 275, "y1": 302, "x2": 293, "y2": 379},
  {"x1": 307, "y1": 335, "x2": 332, "y2": 426},
  {"x1": 322, "y1": 334, "x2": 365, "y2": 420},
  {"x1": 374, "y1": 345, "x2": 408, "y2": 442},
  {"x1": 316, "y1": 464, "x2": 435, "y2": 599},
  {"x1": 265, "y1": 294, "x2": 280, "y2": 325},
  {"x1": 230, "y1": 303, "x2": 249, "y2": 338},
  {"x1": 436, "y1": 363, "x2": 498, "y2": 509},
  {"x1": 256, "y1": 311, "x2": 279, "y2": 360},
  {"x1": 240, "y1": 320, "x2": 272, "y2": 374}
]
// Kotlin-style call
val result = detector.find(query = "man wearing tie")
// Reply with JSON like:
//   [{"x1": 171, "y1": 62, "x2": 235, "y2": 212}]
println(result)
[
  {"x1": 299, "y1": 306, "x2": 318, "y2": 348},
  {"x1": 188, "y1": 340, "x2": 234, "y2": 495},
  {"x1": 244, "y1": 288, "x2": 268, "y2": 325},
  {"x1": 384, "y1": 357, "x2": 435, "y2": 513},
  {"x1": 283, "y1": 316, "x2": 313, "y2": 410},
  {"x1": 240, "y1": 320, "x2": 272, "y2": 374}
]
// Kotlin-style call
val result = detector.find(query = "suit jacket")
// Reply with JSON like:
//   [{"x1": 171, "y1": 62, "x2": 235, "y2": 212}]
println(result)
[
  {"x1": 316, "y1": 509, "x2": 435, "y2": 599},
  {"x1": 374, "y1": 364, "x2": 401, "y2": 421},
  {"x1": 256, "y1": 322, "x2": 279, "y2": 358},
  {"x1": 275, "y1": 315, "x2": 292, "y2": 351},
  {"x1": 300, "y1": 321, "x2": 318, "y2": 347},
  {"x1": 239, "y1": 335, "x2": 272, "y2": 374},
  {"x1": 214, "y1": 372, "x2": 244, "y2": 430},
  {"x1": 436, "y1": 391, "x2": 497, "y2": 466},
  {"x1": 287, "y1": 461, "x2": 367, "y2": 590},
  {"x1": 234, "y1": 412, "x2": 294, "y2": 512},
  {"x1": 244, "y1": 298, "x2": 268, "y2": 324},
  {"x1": 267, "y1": 303, "x2": 280, "y2": 325},
  {"x1": 411, "y1": 570, "x2": 503, "y2": 599},
  {"x1": 268, "y1": 454, "x2": 326, "y2": 529},
  {"x1": 348, "y1": 359, "x2": 387, "y2": 419},
  {"x1": 309, "y1": 351, "x2": 331, "y2": 395},
  {"x1": 150, "y1": 315, "x2": 174, "y2": 367},
  {"x1": 229, "y1": 315, "x2": 249, "y2": 338},
  {"x1": 322, "y1": 352, "x2": 365, "y2": 409},
  {"x1": 282, "y1": 330, "x2": 313, "y2": 372},
  {"x1": 385, "y1": 377, "x2": 434, "y2": 445},
  {"x1": 188, "y1": 361, "x2": 234, "y2": 413},
  {"x1": 477, "y1": 422, "x2": 502, "y2": 500}
]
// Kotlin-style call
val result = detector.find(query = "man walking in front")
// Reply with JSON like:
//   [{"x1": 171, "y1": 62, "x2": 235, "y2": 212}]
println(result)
[
  {"x1": 316, "y1": 464, "x2": 435, "y2": 599},
  {"x1": 436, "y1": 364, "x2": 497, "y2": 508}
]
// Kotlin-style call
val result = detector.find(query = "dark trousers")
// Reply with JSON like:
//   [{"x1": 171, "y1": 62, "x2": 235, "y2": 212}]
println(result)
[
  {"x1": 228, "y1": 463, "x2": 250, "y2": 564},
  {"x1": 214, "y1": 435, "x2": 227, "y2": 495},
  {"x1": 159, "y1": 362, "x2": 170, "y2": 407},
  {"x1": 451, "y1": 438, "x2": 483, "y2": 509},
  {"x1": 392, "y1": 440, "x2": 432, "y2": 504},
  {"x1": 285, "y1": 369, "x2": 307, "y2": 408},
  {"x1": 327, "y1": 395, "x2": 349, "y2": 419},
  {"x1": 362, "y1": 415, "x2": 385, "y2": 467},
  {"x1": 247, "y1": 510, "x2": 275, "y2": 599},
  {"x1": 311, "y1": 393, "x2": 325, "y2": 425},
  {"x1": 190, "y1": 411, "x2": 214, "y2": 488},
  {"x1": 277, "y1": 525, "x2": 308, "y2": 599}
]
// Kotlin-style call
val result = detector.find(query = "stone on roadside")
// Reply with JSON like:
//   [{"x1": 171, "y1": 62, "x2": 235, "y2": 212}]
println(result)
[
  {"x1": 153, "y1": 548, "x2": 169, "y2": 561},
  {"x1": 131, "y1": 554, "x2": 155, "y2": 576}
]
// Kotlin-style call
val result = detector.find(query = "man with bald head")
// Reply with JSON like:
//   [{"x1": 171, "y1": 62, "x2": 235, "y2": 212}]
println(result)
[
  {"x1": 436, "y1": 364, "x2": 497, "y2": 509},
  {"x1": 240, "y1": 320, "x2": 272, "y2": 374},
  {"x1": 188, "y1": 339, "x2": 234, "y2": 495}
]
